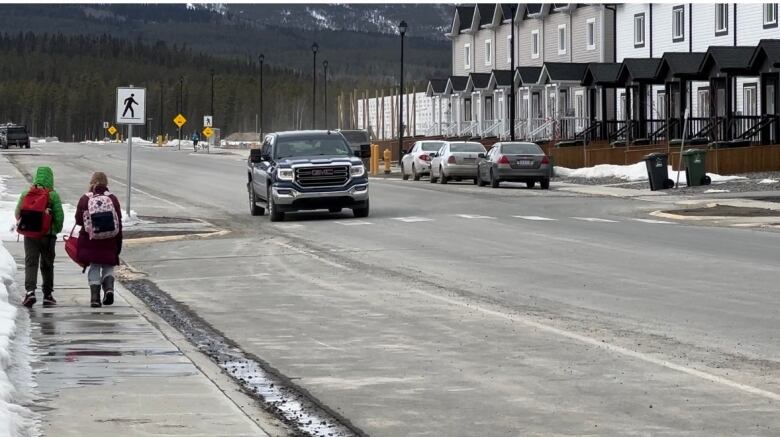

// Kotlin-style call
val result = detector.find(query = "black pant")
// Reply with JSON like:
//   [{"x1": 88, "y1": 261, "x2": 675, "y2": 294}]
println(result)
[{"x1": 24, "y1": 235, "x2": 56, "y2": 294}]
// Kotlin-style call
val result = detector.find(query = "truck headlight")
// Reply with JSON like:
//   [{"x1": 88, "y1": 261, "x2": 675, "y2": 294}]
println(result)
[
  {"x1": 350, "y1": 165, "x2": 365, "y2": 177},
  {"x1": 277, "y1": 168, "x2": 294, "y2": 181}
]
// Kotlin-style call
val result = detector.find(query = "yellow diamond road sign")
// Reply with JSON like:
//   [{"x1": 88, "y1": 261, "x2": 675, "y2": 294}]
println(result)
[
  {"x1": 107, "y1": 126, "x2": 117, "y2": 135},
  {"x1": 202, "y1": 127, "x2": 214, "y2": 138},
  {"x1": 173, "y1": 114, "x2": 187, "y2": 128}
]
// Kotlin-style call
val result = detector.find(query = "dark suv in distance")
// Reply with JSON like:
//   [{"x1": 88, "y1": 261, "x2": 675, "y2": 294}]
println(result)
[
  {"x1": 0, "y1": 124, "x2": 30, "y2": 149},
  {"x1": 247, "y1": 130, "x2": 371, "y2": 222}
]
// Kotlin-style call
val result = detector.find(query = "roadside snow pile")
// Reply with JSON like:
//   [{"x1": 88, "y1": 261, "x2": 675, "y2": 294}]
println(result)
[
  {"x1": 704, "y1": 189, "x2": 730, "y2": 193},
  {"x1": 555, "y1": 162, "x2": 747, "y2": 185},
  {"x1": 122, "y1": 210, "x2": 149, "y2": 227},
  {"x1": 165, "y1": 139, "x2": 194, "y2": 148},
  {"x1": 0, "y1": 241, "x2": 39, "y2": 436},
  {"x1": 759, "y1": 178, "x2": 778, "y2": 184}
]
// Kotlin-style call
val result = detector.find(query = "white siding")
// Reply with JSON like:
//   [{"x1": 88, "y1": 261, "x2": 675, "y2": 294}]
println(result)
[
  {"x1": 571, "y1": 6, "x2": 602, "y2": 63},
  {"x1": 519, "y1": 19, "x2": 543, "y2": 66},
  {"x1": 474, "y1": 28, "x2": 494, "y2": 73},
  {"x1": 691, "y1": 4, "x2": 735, "y2": 51},
  {"x1": 544, "y1": 12, "x2": 570, "y2": 62},
  {"x1": 736, "y1": 3, "x2": 780, "y2": 45},
  {"x1": 452, "y1": 33, "x2": 473, "y2": 76},
  {"x1": 616, "y1": 3, "x2": 651, "y2": 61},
  {"x1": 653, "y1": 4, "x2": 691, "y2": 56},
  {"x1": 495, "y1": 23, "x2": 511, "y2": 70}
]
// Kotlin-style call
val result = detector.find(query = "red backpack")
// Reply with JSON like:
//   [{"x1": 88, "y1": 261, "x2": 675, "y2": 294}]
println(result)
[{"x1": 17, "y1": 186, "x2": 52, "y2": 238}]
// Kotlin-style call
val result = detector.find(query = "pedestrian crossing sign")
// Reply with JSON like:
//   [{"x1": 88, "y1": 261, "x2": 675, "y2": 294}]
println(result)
[
  {"x1": 202, "y1": 127, "x2": 214, "y2": 138},
  {"x1": 174, "y1": 114, "x2": 187, "y2": 128},
  {"x1": 116, "y1": 87, "x2": 146, "y2": 125},
  {"x1": 107, "y1": 126, "x2": 117, "y2": 136}
]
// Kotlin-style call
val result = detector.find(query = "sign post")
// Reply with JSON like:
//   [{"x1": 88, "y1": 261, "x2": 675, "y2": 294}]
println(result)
[
  {"x1": 173, "y1": 114, "x2": 187, "y2": 150},
  {"x1": 116, "y1": 86, "x2": 146, "y2": 217}
]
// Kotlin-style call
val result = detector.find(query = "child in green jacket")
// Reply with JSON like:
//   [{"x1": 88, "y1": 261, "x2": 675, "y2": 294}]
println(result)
[{"x1": 15, "y1": 166, "x2": 64, "y2": 307}]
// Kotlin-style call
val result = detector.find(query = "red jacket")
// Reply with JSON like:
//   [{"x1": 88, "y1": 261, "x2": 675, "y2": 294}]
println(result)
[{"x1": 75, "y1": 184, "x2": 123, "y2": 266}]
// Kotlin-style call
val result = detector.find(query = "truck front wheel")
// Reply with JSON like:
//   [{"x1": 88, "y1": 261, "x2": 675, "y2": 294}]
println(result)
[
  {"x1": 352, "y1": 199, "x2": 370, "y2": 218},
  {"x1": 267, "y1": 186, "x2": 284, "y2": 222}
]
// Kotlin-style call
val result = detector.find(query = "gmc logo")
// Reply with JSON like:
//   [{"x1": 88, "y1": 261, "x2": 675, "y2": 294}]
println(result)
[{"x1": 312, "y1": 169, "x2": 334, "y2": 176}]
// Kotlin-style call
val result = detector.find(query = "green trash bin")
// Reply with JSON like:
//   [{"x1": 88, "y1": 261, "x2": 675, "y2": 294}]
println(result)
[{"x1": 681, "y1": 149, "x2": 711, "y2": 186}]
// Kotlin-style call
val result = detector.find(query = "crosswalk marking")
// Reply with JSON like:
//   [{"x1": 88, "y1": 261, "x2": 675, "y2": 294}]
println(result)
[
  {"x1": 512, "y1": 216, "x2": 557, "y2": 221},
  {"x1": 334, "y1": 220, "x2": 372, "y2": 226},
  {"x1": 391, "y1": 217, "x2": 434, "y2": 223},
  {"x1": 455, "y1": 214, "x2": 495, "y2": 219},
  {"x1": 632, "y1": 218, "x2": 674, "y2": 224},
  {"x1": 571, "y1": 217, "x2": 619, "y2": 223}
]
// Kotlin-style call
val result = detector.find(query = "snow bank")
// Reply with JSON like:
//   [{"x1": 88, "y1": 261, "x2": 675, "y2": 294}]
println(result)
[
  {"x1": 555, "y1": 162, "x2": 747, "y2": 185},
  {"x1": 122, "y1": 210, "x2": 149, "y2": 228},
  {"x1": 759, "y1": 178, "x2": 778, "y2": 184}
]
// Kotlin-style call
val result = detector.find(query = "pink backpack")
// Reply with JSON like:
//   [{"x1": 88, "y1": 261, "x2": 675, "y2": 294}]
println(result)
[{"x1": 83, "y1": 191, "x2": 120, "y2": 240}]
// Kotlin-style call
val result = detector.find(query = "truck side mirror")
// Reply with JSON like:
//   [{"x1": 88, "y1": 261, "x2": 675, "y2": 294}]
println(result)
[
  {"x1": 249, "y1": 148, "x2": 265, "y2": 163},
  {"x1": 358, "y1": 144, "x2": 371, "y2": 158}
]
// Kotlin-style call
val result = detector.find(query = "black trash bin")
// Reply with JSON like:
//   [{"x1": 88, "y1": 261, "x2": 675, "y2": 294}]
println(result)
[{"x1": 643, "y1": 153, "x2": 674, "y2": 191}]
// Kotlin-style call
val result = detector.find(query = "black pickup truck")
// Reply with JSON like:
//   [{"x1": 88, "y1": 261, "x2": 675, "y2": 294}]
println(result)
[
  {"x1": 247, "y1": 130, "x2": 371, "y2": 222},
  {"x1": 0, "y1": 124, "x2": 30, "y2": 149}
]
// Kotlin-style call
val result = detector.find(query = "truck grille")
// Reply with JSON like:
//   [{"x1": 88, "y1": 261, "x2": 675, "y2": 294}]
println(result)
[{"x1": 295, "y1": 166, "x2": 349, "y2": 187}]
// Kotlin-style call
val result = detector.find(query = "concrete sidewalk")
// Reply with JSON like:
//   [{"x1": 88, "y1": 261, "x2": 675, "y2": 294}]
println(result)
[{"x1": 7, "y1": 241, "x2": 275, "y2": 437}]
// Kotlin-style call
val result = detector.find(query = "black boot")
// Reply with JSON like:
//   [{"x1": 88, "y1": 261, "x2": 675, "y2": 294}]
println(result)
[
  {"x1": 90, "y1": 285, "x2": 102, "y2": 308},
  {"x1": 102, "y1": 276, "x2": 115, "y2": 306}
]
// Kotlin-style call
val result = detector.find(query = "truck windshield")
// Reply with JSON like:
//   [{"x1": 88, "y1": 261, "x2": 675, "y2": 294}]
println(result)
[{"x1": 275, "y1": 136, "x2": 352, "y2": 159}]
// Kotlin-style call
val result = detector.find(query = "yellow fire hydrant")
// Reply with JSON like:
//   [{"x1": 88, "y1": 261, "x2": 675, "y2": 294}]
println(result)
[{"x1": 383, "y1": 148, "x2": 392, "y2": 174}]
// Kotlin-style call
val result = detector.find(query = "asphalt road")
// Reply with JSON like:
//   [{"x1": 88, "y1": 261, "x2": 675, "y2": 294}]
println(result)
[{"x1": 9, "y1": 142, "x2": 780, "y2": 436}]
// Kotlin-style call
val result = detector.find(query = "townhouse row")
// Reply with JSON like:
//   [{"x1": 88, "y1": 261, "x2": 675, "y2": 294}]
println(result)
[{"x1": 426, "y1": 3, "x2": 780, "y2": 145}]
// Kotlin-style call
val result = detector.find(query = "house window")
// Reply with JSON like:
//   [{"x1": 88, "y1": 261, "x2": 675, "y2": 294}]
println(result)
[
  {"x1": 464, "y1": 44, "x2": 471, "y2": 70},
  {"x1": 558, "y1": 24, "x2": 567, "y2": 55},
  {"x1": 485, "y1": 39, "x2": 492, "y2": 66},
  {"x1": 531, "y1": 30, "x2": 540, "y2": 59},
  {"x1": 697, "y1": 87, "x2": 710, "y2": 118},
  {"x1": 485, "y1": 96, "x2": 494, "y2": 121},
  {"x1": 586, "y1": 18, "x2": 596, "y2": 50},
  {"x1": 744, "y1": 84, "x2": 758, "y2": 116},
  {"x1": 464, "y1": 98, "x2": 472, "y2": 121},
  {"x1": 506, "y1": 35, "x2": 512, "y2": 63},
  {"x1": 715, "y1": 4, "x2": 729, "y2": 36},
  {"x1": 634, "y1": 13, "x2": 645, "y2": 48},
  {"x1": 764, "y1": 4, "x2": 778, "y2": 28},
  {"x1": 656, "y1": 92, "x2": 667, "y2": 120},
  {"x1": 672, "y1": 6, "x2": 685, "y2": 43}
]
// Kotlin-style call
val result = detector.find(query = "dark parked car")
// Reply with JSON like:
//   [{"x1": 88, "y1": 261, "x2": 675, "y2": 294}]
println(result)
[
  {"x1": 0, "y1": 124, "x2": 30, "y2": 149},
  {"x1": 247, "y1": 130, "x2": 371, "y2": 221},
  {"x1": 476, "y1": 142, "x2": 551, "y2": 189}
]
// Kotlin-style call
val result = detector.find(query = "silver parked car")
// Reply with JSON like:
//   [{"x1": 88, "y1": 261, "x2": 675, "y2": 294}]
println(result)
[
  {"x1": 476, "y1": 142, "x2": 552, "y2": 189},
  {"x1": 401, "y1": 140, "x2": 445, "y2": 180},
  {"x1": 430, "y1": 141, "x2": 487, "y2": 184}
]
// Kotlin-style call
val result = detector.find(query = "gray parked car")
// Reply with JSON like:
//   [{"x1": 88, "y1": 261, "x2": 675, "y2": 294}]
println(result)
[
  {"x1": 476, "y1": 142, "x2": 551, "y2": 189},
  {"x1": 430, "y1": 141, "x2": 487, "y2": 184},
  {"x1": 400, "y1": 140, "x2": 445, "y2": 180}
]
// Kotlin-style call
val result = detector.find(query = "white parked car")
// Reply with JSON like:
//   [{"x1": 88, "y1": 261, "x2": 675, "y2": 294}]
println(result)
[
  {"x1": 429, "y1": 141, "x2": 487, "y2": 185},
  {"x1": 401, "y1": 140, "x2": 445, "y2": 180}
]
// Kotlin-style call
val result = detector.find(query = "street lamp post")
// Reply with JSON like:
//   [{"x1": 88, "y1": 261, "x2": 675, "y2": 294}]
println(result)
[
  {"x1": 311, "y1": 42, "x2": 319, "y2": 129},
  {"x1": 210, "y1": 69, "x2": 215, "y2": 123},
  {"x1": 178, "y1": 76, "x2": 184, "y2": 150},
  {"x1": 510, "y1": 5, "x2": 516, "y2": 141},
  {"x1": 398, "y1": 20, "x2": 407, "y2": 154},
  {"x1": 159, "y1": 81, "x2": 164, "y2": 143},
  {"x1": 259, "y1": 54, "x2": 264, "y2": 136},
  {"x1": 323, "y1": 60, "x2": 328, "y2": 129}
]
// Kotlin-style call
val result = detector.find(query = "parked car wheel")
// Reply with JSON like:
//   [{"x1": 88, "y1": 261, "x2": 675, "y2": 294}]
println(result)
[
  {"x1": 248, "y1": 184, "x2": 264, "y2": 216},
  {"x1": 476, "y1": 170, "x2": 486, "y2": 187},
  {"x1": 352, "y1": 200, "x2": 369, "y2": 218},
  {"x1": 526, "y1": 181, "x2": 535, "y2": 189},
  {"x1": 24, "y1": 143, "x2": 30, "y2": 149},
  {"x1": 412, "y1": 164, "x2": 421, "y2": 181},
  {"x1": 490, "y1": 169, "x2": 500, "y2": 188},
  {"x1": 439, "y1": 167, "x2": 448, "y2": 184},
  {"x1": 540, "y1": 178, "x2": 550, "y2": 190},
  {"x1": 401, "y1": 164, "x2": 409, "y2": 180},
  {"x1": 472, "y1": 178, "x2": 478, "y2": 185},
  {"x1": 267, "y1": 186, "x2": 284, "y2": 222},
  {"x1": 429, "y1": 171, "x2": 437, "y2": 183}
]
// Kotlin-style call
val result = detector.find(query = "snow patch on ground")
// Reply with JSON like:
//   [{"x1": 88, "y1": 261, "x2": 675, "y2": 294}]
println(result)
[
  {"x1": 759, "y1": 178, "x2": 778, "y2": 184},
  {"x1": 555, "y1": 162, "x2": 747, "y2": 185},
  {"x1": 704, "y1": 189, "x2": 730, "y2": 193}
]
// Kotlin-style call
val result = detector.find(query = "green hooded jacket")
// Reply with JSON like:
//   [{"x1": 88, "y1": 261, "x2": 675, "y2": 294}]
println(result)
[{"x1": 15, "y1": 166, "x2": 64, "y2": 236}]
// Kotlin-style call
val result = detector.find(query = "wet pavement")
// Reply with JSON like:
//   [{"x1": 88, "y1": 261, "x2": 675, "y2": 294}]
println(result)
[{"x1": 6, "y1": 241, "x2": 271, "y2": 437}]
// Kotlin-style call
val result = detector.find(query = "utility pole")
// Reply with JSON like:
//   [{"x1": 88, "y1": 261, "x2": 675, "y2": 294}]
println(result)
[
  {"x1": 510, "y1": 5, "x2": 516, "y2": 141},
  {"x1": 178, "y1": 76, "x2": 183, "y2": 150},
  {"x1": 210, "y1": 69, "x2": 215, "y2": 123},
  {"x1": 323, "y1": 60, "x2": 329, "y2": 129},
  {"x1": 311, "y1": 43, "x2": 319, "y2": 129},
  {"x1": 259, "y1": 54, "x2": 264, "y2": 136},
  {"x1": 159, "y1": 81, "x2": 164, "y2": 142},
  {"x1": 398, "y1": 20, "x2": 407, "y2": 154}
]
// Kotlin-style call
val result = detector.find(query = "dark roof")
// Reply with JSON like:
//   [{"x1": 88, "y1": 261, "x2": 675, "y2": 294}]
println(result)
[
  {"x1": 752, "y1": 39, "x2": 780, "y2": 69},
  {"x1": 617, "y1": 58, "x2": 663, "y2": 84},
  {"x1": 427, "y1": 78, "x2": 448, "y2": 94},
  {"x1": 700, "y1": 46, "x2": 756, "y2": 75},
  {"x1": 500, "y1": 4, "x2": 515, "y2": 21},
  {"x1": 581, "y1": 63, "x2": 622, "y2": 86},
  {"x1": 448, "y1": 76, "x2": 469, "y2": 92},
  {"x1": 656, "y1": 52, "x2": 706, "y2": 80},
  {"x1": 543, "y1": 62, "x2": 590, "y2": 82},
  {"x1": 525, "y1": 4, "x2": 543, "y2": 16},
  {"x1": 457, "y1": 6, "x2": 475, "y2": 32},
  {"x1": 469, "y1": 73, "x2": 492, "y2": 89},
  {"x1": 478, "y1": 4, "x2": 496, "y2": 26},
  {"x1": 492, "y1": 69, "x2": 513, "y2": 87},
  {"x1": 515, "y1": 66, "x2": 543, "y2": 85}
]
